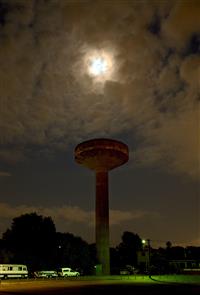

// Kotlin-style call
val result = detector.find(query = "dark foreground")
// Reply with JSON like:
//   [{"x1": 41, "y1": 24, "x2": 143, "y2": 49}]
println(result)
[{"x1": 0, "y1": 276, "x2": 199, "y2": 295}]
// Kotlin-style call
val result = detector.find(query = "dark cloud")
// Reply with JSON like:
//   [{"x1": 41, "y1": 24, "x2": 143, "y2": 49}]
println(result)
[
  {"x1": 0, "y1": 0, "x2": 10, "y2": 26},
  {"x1": 148, "y1": 13, "x2": 161, "y2": 35},
  {"x1": 186, "y1": 34, "x2": 200, "y2": 55}
]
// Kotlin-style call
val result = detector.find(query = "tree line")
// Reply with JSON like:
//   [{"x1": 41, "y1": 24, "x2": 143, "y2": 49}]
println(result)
[{"x1": 0, "y1": 213, "x2": 199, "y2": 275}]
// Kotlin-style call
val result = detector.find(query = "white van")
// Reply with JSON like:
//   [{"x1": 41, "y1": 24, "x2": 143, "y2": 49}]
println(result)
[
  {"x1": 0, "y1": 264, "x2": 28, "y2": 279},
  {"x1": 58, "y1": 267, "x2": 80, "y2": 277}
]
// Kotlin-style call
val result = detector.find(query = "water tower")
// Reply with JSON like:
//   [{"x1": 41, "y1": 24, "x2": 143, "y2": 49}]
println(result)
[{"x1": 74, "y1": 138, "x2": 129, "y2": 275}]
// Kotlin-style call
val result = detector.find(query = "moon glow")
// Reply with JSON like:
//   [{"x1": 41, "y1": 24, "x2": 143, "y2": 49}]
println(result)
[
  {"x1": 84, "y1": 49, "x2": 114, "y2": 82},
  {"x1": 89, "y1": 57, "x2": 108, "y2": 76}
]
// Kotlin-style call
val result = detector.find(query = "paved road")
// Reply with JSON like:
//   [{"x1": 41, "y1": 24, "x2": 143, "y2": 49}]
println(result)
[{"x1": 0, "y1": 278, "x2": 199, "y2": 295}]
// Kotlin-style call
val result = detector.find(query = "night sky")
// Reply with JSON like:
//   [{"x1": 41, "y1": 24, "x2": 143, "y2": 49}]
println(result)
[{"x1": 0, "y1": 0, "x2": 199, "y2": 248}]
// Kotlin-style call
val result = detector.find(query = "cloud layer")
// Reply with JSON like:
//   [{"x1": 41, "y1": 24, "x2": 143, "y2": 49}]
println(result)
[
  {"x1": 0, "y1": 202, "x2": 158, "y2": 237},
  {"x1": 0, "y1": 0, "x2": 199, "y2": 179}
]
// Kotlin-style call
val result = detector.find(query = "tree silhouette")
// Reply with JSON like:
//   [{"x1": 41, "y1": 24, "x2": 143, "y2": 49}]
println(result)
[
  {"x1": 3, "y1": 213, "x2": 56, "y2": 271},
  {"x1": 117, "y1": 231, "x2": 142, "y2": 268},
  {"x1": 55, "y1": 232, "x2": 95, "y2": 274}
]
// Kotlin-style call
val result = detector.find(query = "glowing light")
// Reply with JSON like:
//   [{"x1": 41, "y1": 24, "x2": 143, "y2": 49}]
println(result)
[
  {"x1": 89, "y1": 57, "x2": 108, "y2": 76},
  {"x1": 84, "y1": 49, "x2": 114, "y2": 82}
]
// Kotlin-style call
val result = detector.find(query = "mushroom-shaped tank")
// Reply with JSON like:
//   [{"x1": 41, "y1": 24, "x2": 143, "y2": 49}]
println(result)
[{"x1": 75, "y1": 138, "x2": 129, "y2": 171}]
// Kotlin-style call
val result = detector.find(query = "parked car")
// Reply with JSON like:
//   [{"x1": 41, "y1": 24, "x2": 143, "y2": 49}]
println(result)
[
  {"x1": 57, "y1": 267, "x2": 80, "y2": 277},
  {"x1": 34, "y1": 270, "x2": 58, "y2": 278}
]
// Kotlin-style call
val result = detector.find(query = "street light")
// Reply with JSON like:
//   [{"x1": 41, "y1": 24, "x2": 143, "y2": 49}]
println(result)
[{"x1": 142, "y1": 239, "x2": 151, "y2": 273}]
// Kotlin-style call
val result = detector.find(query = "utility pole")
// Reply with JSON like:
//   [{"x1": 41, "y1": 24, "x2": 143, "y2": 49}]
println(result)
[{"x1": 147, "y1": 239, "x2": 151, "y2": 273}]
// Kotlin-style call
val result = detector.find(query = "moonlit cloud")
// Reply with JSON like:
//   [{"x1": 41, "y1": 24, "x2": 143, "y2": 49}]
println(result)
[
  {"x1": 0, "y1": 1, "x2": 199, "y2": 177},
  {"x1": 162, "y1": 0, "x2": 200, "y2": 50},
  {"x1": 0, "y1": 171, "x2": 11, "y2": 177},
  {"x1": 0, "y1": 202, "x2": 154, "y2": 225},
  {"x1": 0, "y1": 202, "x2": 157, "y2": 235},
  {"x1": 109, "y1": 209, "x2": 159, "y2": 225}
]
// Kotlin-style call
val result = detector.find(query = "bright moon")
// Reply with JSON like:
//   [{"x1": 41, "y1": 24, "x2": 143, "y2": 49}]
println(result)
[
  {"x1": 84, "y1": 49, "x2": 114, "y2": 81},
  {"x1": 89, "y1": 57, "x2": 108, "y2": 76}
]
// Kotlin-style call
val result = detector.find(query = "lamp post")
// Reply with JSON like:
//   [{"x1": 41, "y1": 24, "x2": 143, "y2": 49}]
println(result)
[{"x1": 142, "y1": 239, "x2": 151, "y2": 273}]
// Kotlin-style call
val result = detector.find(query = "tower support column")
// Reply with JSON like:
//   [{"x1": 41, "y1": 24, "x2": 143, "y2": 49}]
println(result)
[{"x1": 95, "y1": 170, "x2": 110, "y2": 275}]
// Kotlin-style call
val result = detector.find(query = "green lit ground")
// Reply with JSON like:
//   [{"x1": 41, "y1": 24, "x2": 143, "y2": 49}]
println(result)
[
  {"x1": 78, "y1": 274, "x2": 200, "y2": 285},
  {"x1": 150, "y1": 274, "x2": 200, "y2": 285},
  {"x1": 1, "y1": 275, "x2": 199, "y2": 285},
  {"x1": 0, "y1": 276, "x2": 199, "y2": 295}
]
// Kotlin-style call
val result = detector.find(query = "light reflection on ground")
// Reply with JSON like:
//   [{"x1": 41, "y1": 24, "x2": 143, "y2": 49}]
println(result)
[{"x1": 0, "y1": 275, "x2": 199, "y2": 295}]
